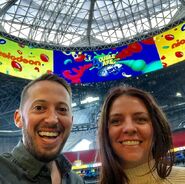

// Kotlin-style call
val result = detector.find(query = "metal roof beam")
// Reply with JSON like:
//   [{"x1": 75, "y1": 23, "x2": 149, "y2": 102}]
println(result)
[
  {"x1": 0, "y1": 0, "x2": 18, "y2": 32},
  {"x1": 86, "y1": 0, "x2": 96, "y2": 46},
  {"x1": 0, "y1": 0, "x2": 18, "y2": 17},
  {"x1": 180, "y1": 0, "x2": 185, "y2": 5},
  {"x1": 170, "y1": 0, "x2": 185, "y2": 23}
]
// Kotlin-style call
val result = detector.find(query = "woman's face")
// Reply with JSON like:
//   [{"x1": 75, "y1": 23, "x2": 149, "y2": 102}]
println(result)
[{"x1": 108, "y1": 95, "x2": 153, "y2": 169}]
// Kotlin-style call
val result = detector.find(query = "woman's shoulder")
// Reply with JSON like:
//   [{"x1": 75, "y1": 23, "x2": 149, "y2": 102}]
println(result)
[
  {"x1": 171, "y1": 166, "x2": 185, "y2": 173},
  {"x1": 167, "y1": 166, "x2": 185, "y2": 183}
]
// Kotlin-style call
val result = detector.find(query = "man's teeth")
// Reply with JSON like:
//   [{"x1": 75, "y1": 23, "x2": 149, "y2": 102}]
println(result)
[
  {"x1": 122, "y1": 141, "x2": 140, "y2": 145},
  {"x1": 38, "y1": 131, "x2": 59, "y2": 137}
]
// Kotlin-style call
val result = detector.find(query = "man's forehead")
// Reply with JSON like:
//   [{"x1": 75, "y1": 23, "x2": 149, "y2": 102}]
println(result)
[{"x1": 28, "y1": 80, "x2": 65, "y2": 92}]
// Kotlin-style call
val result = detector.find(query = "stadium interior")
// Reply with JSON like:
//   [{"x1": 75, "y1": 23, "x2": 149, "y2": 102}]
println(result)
[{"x1": 0, "y1": 0, "x2": 185, "y2": 183}]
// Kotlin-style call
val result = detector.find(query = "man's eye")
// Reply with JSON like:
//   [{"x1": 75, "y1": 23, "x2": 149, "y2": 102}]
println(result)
[
  {"x1": 58, "y1": 107, "x2": 68, "y2": 112},
  {"x1": 33, "y1": 105, "x2": 45, "y2": 111}
]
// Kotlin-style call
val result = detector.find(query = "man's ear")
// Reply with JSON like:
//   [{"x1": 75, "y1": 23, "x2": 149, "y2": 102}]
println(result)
[{"x1": 14, "y1": 109, "x2": 23, "y2": 128}]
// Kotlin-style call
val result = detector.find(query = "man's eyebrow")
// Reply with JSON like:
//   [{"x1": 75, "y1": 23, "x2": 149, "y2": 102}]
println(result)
[
  {"x1": 31, "y1": 99, "x2": 70, "y2": 107},
  {"x1": 32, "y1": 99, "x2": 47, "y2": 104}
]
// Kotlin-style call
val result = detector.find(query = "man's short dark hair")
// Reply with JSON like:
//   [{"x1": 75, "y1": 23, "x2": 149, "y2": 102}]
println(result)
[{"x1": 19, "y1": 73, "x2": 71, "y2": 110}]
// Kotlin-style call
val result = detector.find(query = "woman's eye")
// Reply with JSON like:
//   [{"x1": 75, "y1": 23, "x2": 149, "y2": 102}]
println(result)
[
  {"x1": 109, "y1": 119, "x2": 120, "y2": 125},
  {"x1": 136, "y1": 117, "x2": 149, "y2": 124}
]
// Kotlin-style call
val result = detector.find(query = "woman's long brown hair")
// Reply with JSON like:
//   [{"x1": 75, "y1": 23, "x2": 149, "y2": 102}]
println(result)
[{"x1": 98, "y1": 86, "x2": 174, "y2": 184}]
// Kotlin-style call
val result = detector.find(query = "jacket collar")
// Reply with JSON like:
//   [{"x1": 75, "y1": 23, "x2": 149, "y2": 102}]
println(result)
[{"x1": 12, "y1": 141, "x2": 72, "y2": 178}]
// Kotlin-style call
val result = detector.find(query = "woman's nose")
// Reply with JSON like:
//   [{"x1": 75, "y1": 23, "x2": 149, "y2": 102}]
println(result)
[{"x1": 122, "y1": 118, "x2": 137, "y2": 135}]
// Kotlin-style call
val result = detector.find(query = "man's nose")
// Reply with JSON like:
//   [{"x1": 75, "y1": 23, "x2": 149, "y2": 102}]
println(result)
[{"x1": 44, "y1": 110, "x2": 59, "y2": 123}]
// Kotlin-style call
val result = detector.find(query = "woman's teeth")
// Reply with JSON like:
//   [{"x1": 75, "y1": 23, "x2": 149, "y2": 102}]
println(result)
[{"x1": 121, "y1": 140, "x2": 140, "y2": 145}]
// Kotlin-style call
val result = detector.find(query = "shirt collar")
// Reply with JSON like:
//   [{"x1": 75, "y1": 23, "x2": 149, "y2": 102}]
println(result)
[
  {"x1": 12, "y1": 141, "x2": 72, "y2": 178},
  {"x1": 56, "y1": 154, "x2": 72, "y2": 176}
]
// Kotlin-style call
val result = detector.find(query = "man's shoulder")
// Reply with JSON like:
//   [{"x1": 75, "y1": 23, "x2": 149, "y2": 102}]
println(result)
[
  {"x1": 0, "y1": 152, "x2": 18, "y2": 171},
  {"x1": 0, "y1": 152, "x2": 13, "y2": 164},
  {"x1": 0, "y1": 152, "x2": 21, "y2": 183}
]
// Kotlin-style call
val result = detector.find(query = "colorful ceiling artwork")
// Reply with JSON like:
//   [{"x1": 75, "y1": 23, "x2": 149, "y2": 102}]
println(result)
[{"x1": 0, "y1": 21, "x2": 184, "y2": 83}]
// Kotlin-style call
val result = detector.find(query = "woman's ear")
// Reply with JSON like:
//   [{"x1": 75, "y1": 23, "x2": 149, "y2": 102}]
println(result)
[{"x1": 14, "y1": 109, "x2": 23, "y2": 128}]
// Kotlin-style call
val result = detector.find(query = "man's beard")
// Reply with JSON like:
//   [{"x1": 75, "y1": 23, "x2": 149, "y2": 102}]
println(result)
[{"x1": 21, "y1": 119, "x2": 66, "y2": 162}]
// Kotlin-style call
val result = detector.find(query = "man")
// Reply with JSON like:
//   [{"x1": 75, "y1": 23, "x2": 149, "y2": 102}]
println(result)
[{"x1": 0, "y1": 73, "x2": 84, "y2": 184}]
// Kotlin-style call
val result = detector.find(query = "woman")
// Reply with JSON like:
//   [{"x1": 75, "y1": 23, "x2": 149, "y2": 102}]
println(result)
[{"x1": 98, "y1": 86, "x2": 185, "y2": 184}]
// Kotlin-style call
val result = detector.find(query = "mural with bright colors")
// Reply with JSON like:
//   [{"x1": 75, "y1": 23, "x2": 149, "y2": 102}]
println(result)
[
  {"x1": 0, "y1": 37, "x2": 53, "y2": 79},
  {"x1": 54, "y1": 38, "x2": 162, "y2": 83},
  {"x1": 155, "y1": 22, "x2": 185, "y2": 66},
  {"x1": 0, "y1": 21, "x2": 184, "y2": 83}
]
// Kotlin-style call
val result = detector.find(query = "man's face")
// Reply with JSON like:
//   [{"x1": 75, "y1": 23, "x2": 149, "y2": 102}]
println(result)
[{"x1": 14, "y1": 80, "x2": 73, "y2": 162}]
